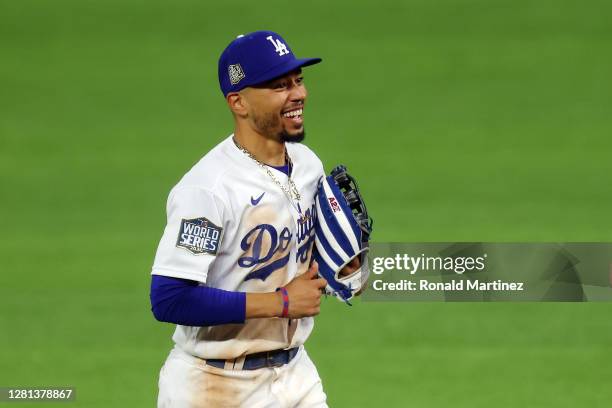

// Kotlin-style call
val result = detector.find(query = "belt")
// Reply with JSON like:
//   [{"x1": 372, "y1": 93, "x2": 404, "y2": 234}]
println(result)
[{"x1": 206, "y1": 347, "x2": 300, "y2": 370}]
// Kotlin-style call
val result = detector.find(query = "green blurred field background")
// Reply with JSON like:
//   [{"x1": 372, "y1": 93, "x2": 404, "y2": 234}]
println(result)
[{"x1": 2, "y1": 0, "x2": 612, "y2": 406}]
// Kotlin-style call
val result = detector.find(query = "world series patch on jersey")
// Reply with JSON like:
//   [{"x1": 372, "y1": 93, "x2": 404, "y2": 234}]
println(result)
[
  {"x1": 176, "y1": 217, "x2": 223, "y2": 255},
  {"x1": 151, "y1": 135, "x2": 324, "y2": 360}
]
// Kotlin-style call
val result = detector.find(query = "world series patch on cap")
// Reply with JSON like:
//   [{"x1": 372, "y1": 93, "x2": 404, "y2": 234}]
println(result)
[
  {"x1": 176, "y1": 217, "x2": 223, "y2": 255},
  {"x1": 218, "y1": 30, "x2": 322, "y2": 96}
]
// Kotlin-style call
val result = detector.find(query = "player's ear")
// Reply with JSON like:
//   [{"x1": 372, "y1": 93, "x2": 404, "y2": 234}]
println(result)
[{"x1": 226, "y1": 92, "x2": 248, "y2": 118}]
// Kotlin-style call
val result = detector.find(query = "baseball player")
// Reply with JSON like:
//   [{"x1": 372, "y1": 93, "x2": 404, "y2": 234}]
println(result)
[{"x1": 150, "y1": 31, "x2": 359, "y2": 407}]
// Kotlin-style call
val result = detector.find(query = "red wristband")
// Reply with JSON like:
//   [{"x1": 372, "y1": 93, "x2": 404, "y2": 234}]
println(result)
[{"x1": 278, "y1": 287, "x2": 289, "y2": 318}]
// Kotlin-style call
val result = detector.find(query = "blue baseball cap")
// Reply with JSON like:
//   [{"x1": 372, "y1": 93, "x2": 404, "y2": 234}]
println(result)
[{"x1": 218, "y1": 30, "x2": 322, "y2": 96}]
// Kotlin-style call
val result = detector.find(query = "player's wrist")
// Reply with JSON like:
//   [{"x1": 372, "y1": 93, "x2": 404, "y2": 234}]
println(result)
[
  {"x1": 245, "y1": 292, "x2": 286, "y2": 319},
  {"x1": 276, "y1": 287, "x2": 289, "y2": 318}
]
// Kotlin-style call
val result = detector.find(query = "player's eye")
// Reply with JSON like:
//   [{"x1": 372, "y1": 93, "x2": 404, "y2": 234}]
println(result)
[
  {"x1": 272, "y1": 77, "x2": 302, "y2": 90},
  {"x1": 274, "y1": 81, "x2": 287, "y2": 89}
]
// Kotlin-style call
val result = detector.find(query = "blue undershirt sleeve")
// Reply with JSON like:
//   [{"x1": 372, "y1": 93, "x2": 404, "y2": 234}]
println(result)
[{"x1": 150, "y1": 275, "x2": 246, "y2": 326}]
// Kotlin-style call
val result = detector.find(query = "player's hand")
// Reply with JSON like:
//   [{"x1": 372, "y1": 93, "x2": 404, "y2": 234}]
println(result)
[
  {"x1": 339, "y1": 256, "x2": 367, "y2": 296},
  {"x1": 282, "y1": 262, "x2": 327, "y2": 318},
  {"x1": 339, "y1": 256, "x2": 361, "y2": 277}
]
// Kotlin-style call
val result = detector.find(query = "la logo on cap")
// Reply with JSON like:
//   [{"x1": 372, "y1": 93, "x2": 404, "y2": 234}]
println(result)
[{"x1": 266, "y1": 35, "x2": 289, "y2": 56}]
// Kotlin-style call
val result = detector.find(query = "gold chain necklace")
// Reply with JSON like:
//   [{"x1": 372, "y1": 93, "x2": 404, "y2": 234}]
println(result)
[{"x1": 233, "y1": 137, "x2": 309, "y2": 223}]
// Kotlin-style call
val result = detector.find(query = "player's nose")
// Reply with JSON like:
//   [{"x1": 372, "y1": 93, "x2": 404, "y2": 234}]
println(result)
[{"x1": 289, "y1": 83, "x2": 307, "y2": 102}]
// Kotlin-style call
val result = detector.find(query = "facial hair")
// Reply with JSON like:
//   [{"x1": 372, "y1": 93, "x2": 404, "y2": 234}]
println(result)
[
  {"x1": 252, "y1": 110, "x2": 305, "y2": 143},
  {"x1": 280, "y1": 129, "x2": 305, "y2": 143}
]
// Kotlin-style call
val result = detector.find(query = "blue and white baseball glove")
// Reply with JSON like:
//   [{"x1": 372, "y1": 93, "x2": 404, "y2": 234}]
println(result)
[{"x1": 313, "y1": 165, "x2": 373, "y2": 304}]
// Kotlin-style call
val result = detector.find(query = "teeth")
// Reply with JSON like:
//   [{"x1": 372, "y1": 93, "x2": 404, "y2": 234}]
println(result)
[{"x1": 282, "y1": 109, "x2": 303, "y2": 118}]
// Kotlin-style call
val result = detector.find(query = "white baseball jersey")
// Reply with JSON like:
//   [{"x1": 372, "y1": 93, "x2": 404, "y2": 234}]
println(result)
[{"x1": 151, "y1": 134, "x2": 324, "y2": 360}]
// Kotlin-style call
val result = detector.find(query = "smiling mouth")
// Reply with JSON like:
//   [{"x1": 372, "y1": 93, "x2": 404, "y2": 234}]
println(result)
[{"x1": 282, "y1": 108, "x2": 303, "y2": 125}]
